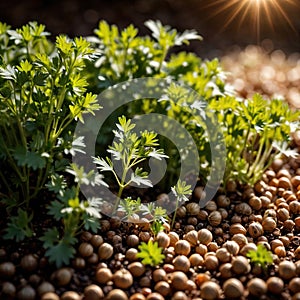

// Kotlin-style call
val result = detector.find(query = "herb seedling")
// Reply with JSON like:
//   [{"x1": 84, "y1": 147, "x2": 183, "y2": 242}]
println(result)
[
  {"x1": 93, "y1": 115, "x2": 168, "y2": 211},
  {"x1": 209, "y1": 94, "x2": 299, "y2": 186},
  {"x1": 246, "y1": 244, "x2": 273, "y2": 270},
  {"x1": 137, "y1": 240, "x2": 165, "y2": 267},
  {"x1": 171, "y1": 180, "x2": 192, "y2": 228},
  {"x1": 40, "y1": 163, "x2": 106, "y2": 267}
]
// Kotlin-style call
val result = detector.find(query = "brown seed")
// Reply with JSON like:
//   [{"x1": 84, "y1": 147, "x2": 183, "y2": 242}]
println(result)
[
  {"x1": 248, "y1": 221, "x2": 264, "y2": 238},
  {"x1": 289, "y1": 278, "x2": 300, "y2": 294},
  {"x1": 152, "y1": 268, "x2": 167, "y2": 282},
  {"x1": 262, "y1": 217, "x2": 277, "y2": 232},
  {"x1": 260, "y1": 196, "x2": 271, "y2": 207},
  {"x1": 195, "y1": 244, "x2": 208, "y2": 256},
  {"x1": 78, "y1": 242, "x2": 94, "y2": 257},
  {"x1": 204, "y1": 254, "x2": 219, "y2": 271},
  {"x1": 195, "y1": 273, "x2": 211, "y2": 287},
  {"x1": 229, "y1": 223, "x2": 246, "y2": 235},
  {"x1": 231, "y1": 255, "x2": 250, "y2": 275},
  {"x1": 270, "y1": 239, "x2": 284, "y2": 251},
  {"x1": 173, "y1": 255, "x2": 190, "y2": 272},
  {"x1": 95, "y1": 268, "x2": 113, "y2": 284},
  {"x1": 52, "y1": 268, "x2": 73, "y2": 286},
  {"x1": 174, "y1": 240, "x2": 191, "y2": 256},
  {"x1": 189, "y1": 253, "x2": 204, "y2": 267},
  {"x1": 156, "y1": 232, "x2": 170, "y2": 248},
  {"x1": 2, "y1": 282, "x2": 16, "y2": 298},
  {"x1": 207, "y1": 242, "x2": 219, "y2": 252},
  {"x1": 278, "y1": 177, "x2": 292, "y2": 189},
  {"x1": 84, "y1": 284, "x2": 104, "y2": 300},
  {"x1": 98, "y1": 243, "x2": 113, "y2": 260},
  {"x1": 170, "y1": 271, "x2": 188, "y2": 290},
  {"x1": 216, "y1": 248, "x2": 231, "y2": 263},
  {"x1": 197, "y1": 210, "x2": 208, "y2": 221},
  {"x1": 216, "y1": 195, "x2": 230, "y2": 207},
  {"x1": 223, "y1": 240, "x2": 240, "y2": 256},
  {"x1": 0, "y1": 262, "x2": 15, "y2": 278},
  {"x1": 291, "y1": 175, "x2": 300, "y2": 187},
  {"x1": 146, "y1": 292, "x2": 164, "y2": 300},
  {"x1": 106, "y1": 289, "x2": 128, "y2": 300},
  {"x1": 240, "y1": 243, "x2": 257, "y2": 256},
  {"x1": 223, "y1": 278, "x2": 244, "y2": 299},
  {"x1": 168, "y1": 232, "x2": 180, "y2": 247},
  {"x1": 295, "y1": 246, "x2": 300, "y2": 259},
  {"x1": 126, "y1": 234, "x2": 140, "y2": 247},
  {"x1": 249, "y1": 196, "x2": 262, "y2": 210},
  {"x1": 247, "y1": 278, "x2": 267, "y2": 297},
  {"x1": 129, "y1": 293, "x2": 146, "y2": 300},
  {"x1": 128, "y1": 262, "x2": 145, "y2": 277},
  {"x1": 208, "y1": 211, "x2": 222, "y2": 226},
  {"x1": 197, "y1": 229, "x2": 213, "y2": 245},
  {"x1": 278, "y1": 261, "x2": 296, "y2": 280},
  {"x1": 20, "y1": 254, "x2": 38, "y2": 272},
  {"x1": 41, "y1": 292, "x2": 60, "y2": 300},
  {"x1": 205, "y1": 200, "x2": 217, "y2": 212},
  {"x1": 235, "y1": 202, "x2": 252, "y2": 215},
  {"x1": 175, "y1": 206, "x2": 186, "y2": 218},
  {"x1": 231, "y1": 233, "x2": 248, "y2": 249},
  {"x1": 154, "y1": 281, "x2": 171, "y2": 296},
  {"x1": 17, "y1": 285, "x2": 36, "y2": 300},
  {"x1": 139, "y1": 232, "x2": 151, "y2": 243},
  {"x1": 37, "y1": 282, "x2": 55, "y2": 296},
  {"x1": 219, "y1": 263, "x2": 233, "y2": 279},
  {"x1": 91, "y1": 235, "x2": 104, "y2": 248},
  {"x1": 267, "y1": 277, "x2": 284, "y2": 294},
  {"x1": 277, "y1": 208, "x2": 290, "y2": 222},
  {"x1": 289, "y1": 201, "x2": 300, "y2": 214},
  {"x1": 113, "y1": 269, "x2": 133, "y2": 289},
  {"x1": 200, "y1": 281, "x2": 221, "y2": 300},
  {"x1": 186, "y1": 202, "x2": 200, "y2": 215},
  {"x1": 171, "y1": 291, "x2": 189, "y2": 300},
  {"x1": 183, "y1": 230, "x2": 199, "y2": 246},
  {"x1": 274, "y1": 246, "x2": 286, "y2": 258},
  {"x1": 125, "y1": 248, "x2": 138, "y2": 261}
]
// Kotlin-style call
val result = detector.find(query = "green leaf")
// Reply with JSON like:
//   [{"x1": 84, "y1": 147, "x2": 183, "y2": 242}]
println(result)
[
  {"x1": 4, "y1": 208, "x2": 33, "y2": 242},
  {"x1": 246, "y1": 244, "x2": 273, "y2": 269},
  {"x1": 44, "y1": 237, "x2": 76, "y2": 267},
  {"x1": 137, "y1": 240, "x2": 165, "y2": 267}
]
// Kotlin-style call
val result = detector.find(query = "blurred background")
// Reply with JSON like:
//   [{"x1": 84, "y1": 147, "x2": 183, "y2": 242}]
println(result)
[{"x1": 0, "y1": 0, "x2": 300, "y2": 106}]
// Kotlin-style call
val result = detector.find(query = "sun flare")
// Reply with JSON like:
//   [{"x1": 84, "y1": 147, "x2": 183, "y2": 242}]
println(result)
[{"x1": 203, "y1": 0, "x2": 299, "y2": 41}]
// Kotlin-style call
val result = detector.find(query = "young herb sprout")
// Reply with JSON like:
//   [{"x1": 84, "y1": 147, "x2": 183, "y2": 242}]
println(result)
[
  {"x1": 246, "y1": 244, "x2": 273, "y2": 270},
  {"x1": 137, "y1": 240, "x2": 165, "y2": 267},
  {"x1": 171, "y1": 179, "x2": 192, "y2": 228},
  {"x1": 93, "y1": 115, "x2": 168, "y2": 211}
]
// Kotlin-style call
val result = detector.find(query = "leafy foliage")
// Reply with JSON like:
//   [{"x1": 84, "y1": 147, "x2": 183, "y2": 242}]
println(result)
[
  {"x1": 171, "y1": 180, "x2": 192, "y2": 227},
  {"x1": 93, "y1": 116, "x2": 168, "y2": 210},
  {"x1": 137, "y1": 240, "x2": 165, "y2": 267},
  {"x1": 209, "y1": 94, "x2": 300, "y2": 186},
  {"x1": 41, "y1": 163, "x2": 106, "y2": 267},
  {"x1": 0, "y1": 21, "x2": 100, "y2": 206},
  {"x1": 246, "y1": 244, "x2": 273, "y2": 270}
]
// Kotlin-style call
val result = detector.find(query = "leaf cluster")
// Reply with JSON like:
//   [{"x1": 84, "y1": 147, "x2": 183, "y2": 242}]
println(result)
[
  {"x1": 136, "y1": 240, "x2": 165, "y2": 267},
  {"x1": 209, "y1": 94, "x2": 300, "y2": 186},
  {"x1": 246, "y1": 244, "x2": 273, "y2": 270}
]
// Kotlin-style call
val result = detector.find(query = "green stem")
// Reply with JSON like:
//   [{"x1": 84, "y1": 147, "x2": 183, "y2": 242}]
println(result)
[{"x1": 171, "y1": 197, "x2": 179, "y2": 229}]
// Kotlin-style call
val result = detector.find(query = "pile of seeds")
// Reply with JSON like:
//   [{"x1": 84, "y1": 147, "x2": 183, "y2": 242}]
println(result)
[
  {"x1": 221, "y1": 42, "x2": 300, "y2": 109},
  {"x1": 1, "y1": 135, "x2": 300, "y2": 299}
]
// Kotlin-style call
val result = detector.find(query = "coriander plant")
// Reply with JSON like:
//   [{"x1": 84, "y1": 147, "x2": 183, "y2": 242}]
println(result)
[
  {"x1": 0, "y1": 22, "x2": 100, "y2": 240},
  {"x1": 93, "y1": 115, "x2": 168, "y2": 211},
  {"x1": 209, "y1": 94, "x2": 300, "y2": 186},
  {"x1": 40, "y1": 163, "x2": 106, "y2": 267}
]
